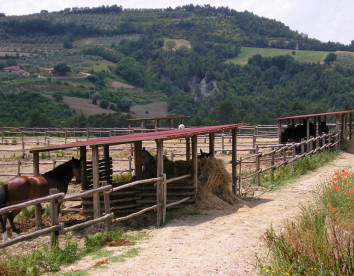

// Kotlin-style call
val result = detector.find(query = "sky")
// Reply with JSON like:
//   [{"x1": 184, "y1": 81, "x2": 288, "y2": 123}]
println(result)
[{"x1": 0, "y1": 0, "x2": 353, "y2": 45}]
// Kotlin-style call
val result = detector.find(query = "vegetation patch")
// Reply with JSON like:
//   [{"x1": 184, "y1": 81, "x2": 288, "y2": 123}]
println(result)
[
  {"x1": 0, "y1": 229, "x2": 144, "y2": 276},
  {"x1": 228, "y1": 47, "x2": 331, "y2": 65},
  {"x1": 257, "y1": 169, "x2": 353, "y2": 275},
  {"x1": 253, "y1": 151, "x2": 340, "y2": 189}
]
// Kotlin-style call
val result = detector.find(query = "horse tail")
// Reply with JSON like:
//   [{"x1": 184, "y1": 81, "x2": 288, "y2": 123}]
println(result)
[{"x1": 0, "y1": 184, "x2": 8, "y2": 208}]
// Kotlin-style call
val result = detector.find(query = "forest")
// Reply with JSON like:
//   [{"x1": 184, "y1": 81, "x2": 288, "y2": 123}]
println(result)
[{"x1": 0, "y1": 4, "x2": 353, "y2": 127}]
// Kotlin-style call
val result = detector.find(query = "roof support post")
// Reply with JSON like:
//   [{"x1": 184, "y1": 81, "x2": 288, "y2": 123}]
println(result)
[
  {"x1": 192, "y1": 135, "x2": 198, "y2": 191},
  {"x1": 156, "y1": 139, "x2": 164, "y2": 226},
  {"x1": 277, "y1": 120, "x2": 282, "y2": 144},
  {"x1": 185, "y1": 137, "x2": 191, "y2": 161},
  {"x1": 306, "y1": 119, "x2": 310, "y2": 140},
  {"x1": 91, "y1": 146, "x2": 100, "y2": 219},
  {"x1": 33, "y1": 151, "x2": 42, "y2": 230},
  {"x1": 80, "y1": 146, "x2": 88, "y2": 190},
  {"x1": 209, "y1": 132, "x2": 215, "y2": 155},
  {"x1": 134, "y1": 141, "x2": 142, "y2": 179},
  {"x1": 231, "y1": 128, "x2": 238, "y2": 195}
]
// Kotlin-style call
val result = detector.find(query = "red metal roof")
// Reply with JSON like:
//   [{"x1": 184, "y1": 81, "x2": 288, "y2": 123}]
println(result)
[
  {"x1": 276, "y1": 110, "x2": 354, "y2": 121},
  {"x1": 30, "y1": 123, "x2": 249, "y2": 153}
]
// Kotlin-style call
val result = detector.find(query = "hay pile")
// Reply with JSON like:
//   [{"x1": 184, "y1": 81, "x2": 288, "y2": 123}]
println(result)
[
  {"x1": 198, "y1": 157, "x2": 238, "y2": 206},
  {"x1": 140, "y1": 155, "x2": 239, "y2": 207}
]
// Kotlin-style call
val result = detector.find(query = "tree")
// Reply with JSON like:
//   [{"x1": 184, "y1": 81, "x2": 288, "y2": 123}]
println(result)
[
  {"x1": 52, "y1": 92, "x2": 64, "y2": 102},
  {"x1": 53, "y1": 63, "x2": 71, "y2": 75},
  {"x1": 324, "y1": 53, "x2": 337, "y2": 65}
]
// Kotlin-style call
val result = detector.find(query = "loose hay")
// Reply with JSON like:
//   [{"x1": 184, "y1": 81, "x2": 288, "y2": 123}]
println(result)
[
  {"x1": 140, "y1": 154, "x2": 240, "y2": 207},
  {"x1": 198, "y1": 157, "x2": 239, "y2": 206}
]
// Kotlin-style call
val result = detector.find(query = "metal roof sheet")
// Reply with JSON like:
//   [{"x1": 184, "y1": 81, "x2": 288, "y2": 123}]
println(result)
[
  {"x1": 276, "y1": 110, "x2": 354, "y2": 121},
  {"x1": 30, "y1": 123, "x2": 249, "y2": 153}
]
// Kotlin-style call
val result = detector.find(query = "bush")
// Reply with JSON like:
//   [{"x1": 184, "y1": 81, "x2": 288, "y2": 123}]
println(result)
[{"x1": 99, "y1": 100, "x2": 109, "y2": 109}]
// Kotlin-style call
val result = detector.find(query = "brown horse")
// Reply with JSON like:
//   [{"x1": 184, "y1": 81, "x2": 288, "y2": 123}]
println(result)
[{"x1": 0, "y1": 157, "x2": 82, "y2": 241}]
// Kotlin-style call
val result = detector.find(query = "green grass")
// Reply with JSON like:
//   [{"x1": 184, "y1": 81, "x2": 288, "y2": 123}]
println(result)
[
  {"x1": 0, "y1": 229, "x2": 144, "y2": 276},
  {"x1": 253, "y1": 151, "x2": 340, "y2": 189},
  {"x1": 228, "y1": 47, "x2": 332, "y2": 65},
  {"x1": 257, "y1": 169, "x2": 354, "y2": 275}
]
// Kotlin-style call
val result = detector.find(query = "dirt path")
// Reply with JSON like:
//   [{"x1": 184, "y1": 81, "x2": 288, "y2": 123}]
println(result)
[{"x1": 71, "y1": 153, "x2": 353, "y2": 275}]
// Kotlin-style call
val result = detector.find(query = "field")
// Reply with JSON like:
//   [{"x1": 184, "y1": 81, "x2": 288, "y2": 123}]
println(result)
[{"x1": 227, "y1": 47, "x2": 332, "y2": 65}]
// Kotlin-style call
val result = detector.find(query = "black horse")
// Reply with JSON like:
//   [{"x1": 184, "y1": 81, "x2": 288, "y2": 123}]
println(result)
[
  {"x1": 281, "y1": 119, "x2": 315, "y2": 143},
  {"x1": 198, "y1": 149, "x2": 214, "y2": 159}
]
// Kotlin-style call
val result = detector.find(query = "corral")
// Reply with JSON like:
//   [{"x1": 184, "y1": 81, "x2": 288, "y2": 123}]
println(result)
[{"x1": 0, "y1": 110, "x2": 353, "y2": 250}]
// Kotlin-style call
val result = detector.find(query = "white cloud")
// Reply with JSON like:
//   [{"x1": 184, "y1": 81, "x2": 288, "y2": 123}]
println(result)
[{"x1": 0, "y1": 0, "x2": 353, "y2": 44}]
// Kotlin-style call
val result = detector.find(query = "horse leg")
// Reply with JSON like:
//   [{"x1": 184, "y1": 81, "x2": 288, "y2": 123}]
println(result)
[
  {"x1": 0, "y1": 214, "x2": 10, "y2": 241},
  {"x1": 7, "y1": 210, "x2": 21, "y2": 238}
]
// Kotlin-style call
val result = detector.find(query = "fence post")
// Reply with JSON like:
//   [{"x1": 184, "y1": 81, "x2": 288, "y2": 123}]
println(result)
[
  {"x1": 238, "y1": 157, "x2": 242, "y2": 195},
  {"x1": 171, "y1": 152, "x2": 174, "y2": 162},
  {"x1": 301, "y1": 138, "x2": 304, "y2": 154},
  {"x1": 271, "y1": 147, "x2": 275, "y2": 180},
  {"x1": 128, "y1": 156, "x2": 132, "y2": 173},
  {"x1": 222, "y1": 134, "x2": 225, "y2": 153},
  {"x1": 49, "y1": 188, "x2": 59, "y2": 248},
  {"x1": 102, "y1": 181, "x2": 112, "y2": 232},
  {"x1": 21, "y1": 131, "x2": 25, "y2": 158},
  {"x1": 253, "y1": 127, "x2": 257, "y2": 148},
  {"x1": 1, "y1": 127, "x2": 3, "y2": 145},
  {"x1": 17, "y1": 160, "x2": 21, "y2": 176},
  {"x1": 255, "y1": 145, "x2": 261, "y2": 186},
  {"x1": 162, "y1": 173, "x2": 167, "y2": 224}
]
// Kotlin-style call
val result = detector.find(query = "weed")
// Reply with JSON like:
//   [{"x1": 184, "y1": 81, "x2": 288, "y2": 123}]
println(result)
[
  {"x1": 112, "y1": 173, "x2": 132, "y2": 183},
  {"x1": 0, "y1": 181, "x2": 4, "y2": 186},
  {"x1": 109, "y1": 248, "x2": 141, "y2": 263},
  {"x1": 84, "y1": 229, "x2": 124, "y2": 249},
  {"x1": 258, "y1": 169, "x2": 354, "y2": 275}
]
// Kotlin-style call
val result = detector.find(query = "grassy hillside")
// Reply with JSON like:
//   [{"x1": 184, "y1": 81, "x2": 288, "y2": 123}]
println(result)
[
  {"x1": 227, "y1": 47, "x2": 332, "y2": 65},
  {"x1": 0, "y1": 5, "x2": 353, "y2": 128}
]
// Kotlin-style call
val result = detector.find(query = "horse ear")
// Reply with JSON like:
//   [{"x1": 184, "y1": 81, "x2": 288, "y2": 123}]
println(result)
[
  {"x1": 200, "y1": 149, "x2": 203, "y2": 154},
  {"x1": 143, "y1": 147, "x2": 146, "y2": 151}
]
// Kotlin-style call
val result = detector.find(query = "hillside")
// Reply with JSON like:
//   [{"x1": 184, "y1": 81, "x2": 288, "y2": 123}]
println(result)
[{"x1": 0, "y1": 4, "x2": 353, "y2": 127}]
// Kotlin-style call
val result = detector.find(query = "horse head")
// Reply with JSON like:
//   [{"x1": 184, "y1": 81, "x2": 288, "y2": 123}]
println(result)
[
  {"x1": 142, "y1": 148, "x2": 154, "y2": 171},
  {"x1": 198, "y1": 149, "x2": 213, "y2": 159},
  {"x1": 319, "y1": 121, "x2": 329, "y2": 135},
  {"x1": 71, "y1": 157, "x2": 82, "y2": 183}
]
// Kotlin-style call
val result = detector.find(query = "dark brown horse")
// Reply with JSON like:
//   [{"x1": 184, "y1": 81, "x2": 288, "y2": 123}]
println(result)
[{"x1": 0, "y1": 157, "x2": 81, "y2": 240}]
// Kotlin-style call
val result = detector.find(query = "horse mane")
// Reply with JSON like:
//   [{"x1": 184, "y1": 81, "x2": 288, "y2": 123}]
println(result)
[{"x1": 42, "y1": 159, "x2": 73, "y2": 180}]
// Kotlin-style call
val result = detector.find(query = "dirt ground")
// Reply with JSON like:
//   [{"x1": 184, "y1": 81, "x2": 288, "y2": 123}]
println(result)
[{"x1": 55, "y1": 152, "x2": 352, "y2": 276}]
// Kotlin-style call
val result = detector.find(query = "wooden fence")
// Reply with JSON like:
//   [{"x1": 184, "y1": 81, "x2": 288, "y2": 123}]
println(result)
[
  {"x1": 0, "y1": 173, "x2": 192, "y2": 249},
  {"x1": 235, "y1": 132, "x2": 339, "y2": 190}
]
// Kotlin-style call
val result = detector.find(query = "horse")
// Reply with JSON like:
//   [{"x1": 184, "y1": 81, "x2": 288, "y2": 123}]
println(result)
[
  {"x1": 0, "y1": 157, "x2": 82, "y2": 241},
  {"x1": 281, "y1": 119, "x2": 315, "y2": 143}
]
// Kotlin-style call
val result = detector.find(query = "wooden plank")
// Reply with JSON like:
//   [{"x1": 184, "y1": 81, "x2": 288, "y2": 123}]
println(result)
[
  {"x1": 61, "y1": 185, "x2": 112, "y2": 202},
  {"x1": 91, "y1": 146, "x2": 100, "y2": 219},
  {"x1": 165, "y1": 174, "x2": 191, "y2": 184},
  {"x1": 0, "y1": 224, "x2": 63, "y2": 249},
  {"x1": 0, "y1": 193, "x2": 65, "y2": 215},
  {"x1": 112, "y1": 178, "x2": 160, "y2": 192},
  {"x1": 61, "y1": 213, "x2": 113, "y2": 233},
  {"x1": 113, "y1": 204, "x2": 160, "y2": 223},
  {"x1": 166, "y1": 197, "x2": 191, "y2": 208},
  {"x1": 102, "y1": 182, "x2": 112, "y2": 232}
]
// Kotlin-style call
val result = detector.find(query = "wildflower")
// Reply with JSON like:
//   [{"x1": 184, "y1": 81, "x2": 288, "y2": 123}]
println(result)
[
  {"x1": 334, "y1": 185, "x2": 340, "y2": 191},
  {"x1": 328, "y1": 203, "x2": 332, "y2": 207},
  {"x1": 334, "y1": 172, "x2": 339, "y2": 175},
  {"x1": 328, "y1": 183, "x2": 331, "y2": 186},
  {"x1": 346, "y1": 189, "x2": 350, "y2": 194},
  {"x1": 333, "y1": 178, "x2": 337, "y2": 181},
  {"x1": 333, "y1": 208, "x2": 337, "y2": 212}
]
